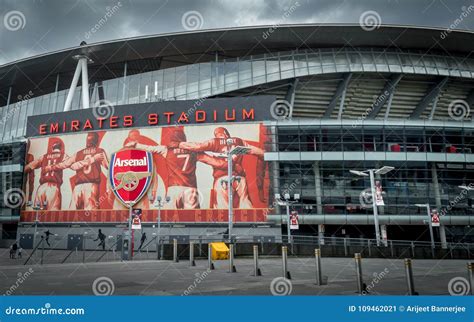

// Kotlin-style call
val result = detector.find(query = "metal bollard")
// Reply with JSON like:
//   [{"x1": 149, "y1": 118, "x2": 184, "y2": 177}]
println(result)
[
  {"x1": 282, "y1": 246, "x2": 291, "y2": 279},
  {"x1": 156, "y1": 236, "x2": 160, "y2": 260},
  {"x1": 173, "y1": 238, "x2": 178, "y2": 262},
  {"x1": 411, "y1": 242, "x2": 415, "y2": 258},
  {"x1": 228, "y1": 244, "x2": 237, "y2": 273},
  {"x1": 468, "y1": 262, "x2": 474, "y2": 295},
  {"x1": 40, "y1": 238, "x2": 45, "y2": 265},
  {"x1": 82, "y1": 237, "x2": 86, "y2": 263},
  {"x1": 253, "y1": 245, "x2": 262, "y2": 276},
  {"x1": 208, "y1": 244, "x2": 214, "y2": 270},
  {"x1": 198, "y1": 237, "x2": 202, "y2": 257},
  {"x1": 404, "y1": 258, "x2": 417, "y2": 295},
  {"x1": 160, "y1": 238, "x2": 164, "y2": 260},
  {"x1": 354, "y1": 253, "x2": 364, "y2": 294},
  {"x1": 189, "y1": 241, "x2": 195, "y2": 266},
  {"x1": 315, "y1": 248, "x2": 323, "y2": 285}
]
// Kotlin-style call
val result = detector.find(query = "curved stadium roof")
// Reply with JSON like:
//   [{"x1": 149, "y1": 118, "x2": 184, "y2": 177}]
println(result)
[
  {"x1": 1, "y1": 24, "x2": 473, "y2": 123},
  {"x1": 1, "y1": 24, "x2": 473, "y2": 92}
]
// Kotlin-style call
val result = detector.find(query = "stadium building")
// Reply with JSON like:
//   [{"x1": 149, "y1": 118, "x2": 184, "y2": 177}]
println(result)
[{"x1": 0, "y1": 24, "x2": 473, "y2": 249}]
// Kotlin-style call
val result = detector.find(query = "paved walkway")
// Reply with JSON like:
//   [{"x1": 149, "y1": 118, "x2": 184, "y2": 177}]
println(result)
[{"x1": 0, "y1": 252, "x2": 468, "y2": 295}]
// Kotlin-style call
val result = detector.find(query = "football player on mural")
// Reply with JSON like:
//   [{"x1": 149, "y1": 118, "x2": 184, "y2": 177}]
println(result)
[
  {"x1": 49, "y1": 132, "x2": 109, "y2": 210},
  {"x1": 25, "y1": 153, "x2": 36, "y2": 205},
  {"x1": 126, "y1": 128, "x2": 228, "y2": 209},
  {"x1": 24, "y1": 138, "x2": 66, "y2": 210},
  {"x1": 177, "y1": 127, "x2": 264, "y2": 209}
]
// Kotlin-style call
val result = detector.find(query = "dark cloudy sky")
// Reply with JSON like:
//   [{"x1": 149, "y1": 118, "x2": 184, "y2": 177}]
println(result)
[{"x1": 0, "y1": 0, "x2": 473, "y2": 65}]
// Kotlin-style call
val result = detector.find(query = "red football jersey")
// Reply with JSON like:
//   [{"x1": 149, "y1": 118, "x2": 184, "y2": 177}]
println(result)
[
  {"x1": 74, "y1": 147, "x2": 105, "y2": 184},
  {"x1": 207, "y1": 137, "x2": 246, "y2": 179},
  {"x1": 39, "y1": 153, "x2": 64, "y2": 185},
  {"x1": 166, "y1": 148, "x2": 197, "y2": 187}
]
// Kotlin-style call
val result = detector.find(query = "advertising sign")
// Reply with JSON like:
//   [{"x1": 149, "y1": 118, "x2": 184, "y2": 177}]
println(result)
[
  {"x1": 26, "y1": 96, "x2": 275, "y2": 137},
  {"x1": 21, "y1": 123, "x2": 271, "y2": 223},
  {"x1": 131, "y1": 215, "x2": 142, "y2": 230},
  {"x1": 375, "y1": 180, "x2": 385, "y2": 206},
  {"x1": 431, "y1": 208, "x2": 440, "y2": 227},
  {"x1": 290, "y1": 210, "x2": 299, "y2": 230}
]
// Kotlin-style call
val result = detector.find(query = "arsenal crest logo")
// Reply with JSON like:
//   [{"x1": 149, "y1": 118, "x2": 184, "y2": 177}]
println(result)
[{"x1": 109, "y1": 149, "x2": 153, "y2": 206}]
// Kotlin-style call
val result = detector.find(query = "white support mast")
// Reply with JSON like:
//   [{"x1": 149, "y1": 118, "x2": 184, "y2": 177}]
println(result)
[{"x1": 63, "y1": 54, "x2": 93, "y2": 111}]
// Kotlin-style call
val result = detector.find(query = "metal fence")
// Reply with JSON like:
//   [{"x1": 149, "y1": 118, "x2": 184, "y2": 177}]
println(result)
[{"x1": 3, "y1": 233, "x2": 471, "y2": 266}]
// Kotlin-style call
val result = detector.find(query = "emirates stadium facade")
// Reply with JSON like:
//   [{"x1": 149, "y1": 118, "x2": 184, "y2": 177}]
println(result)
[{"x1": 0, "y1": 24, "x2": 473, "y2": 249}]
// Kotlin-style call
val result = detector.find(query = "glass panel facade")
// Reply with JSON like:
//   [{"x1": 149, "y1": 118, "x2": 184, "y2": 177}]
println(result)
[
  {"x1": 272, "y1": 124, "x2": 474, "y2": 217},
  {"x1": 1, "y1": 48, "x2": 474, "y2": 140}
]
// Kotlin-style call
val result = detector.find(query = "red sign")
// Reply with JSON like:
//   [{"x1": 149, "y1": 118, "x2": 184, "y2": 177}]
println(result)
[
  {"x1": 431, "y1": 209, "x2": 440, "y2": 227},
  {"x1": 290, "y1": 210, "x2": 299, "y2": 230},
  {"x1": 109, "y1": 149, "x2": 153, "y2": 206},
  {"x1": 132, "y1": 215, "x2": 142, "y2": 230}
]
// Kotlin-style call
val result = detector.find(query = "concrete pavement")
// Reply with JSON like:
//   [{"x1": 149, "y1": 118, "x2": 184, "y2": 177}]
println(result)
[{"x1": 0, "y1": 254, "x2": 469, "y2": 295}]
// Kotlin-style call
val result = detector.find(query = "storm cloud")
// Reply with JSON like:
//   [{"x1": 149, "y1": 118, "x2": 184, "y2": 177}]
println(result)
[{"x1": 0, "y1": 0, "x2": 473, "y2": 65}]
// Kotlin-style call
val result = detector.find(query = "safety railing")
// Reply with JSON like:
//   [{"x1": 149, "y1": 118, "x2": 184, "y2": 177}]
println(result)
[{"x1": 6, "y1": 233, "x2": 471, "y2": 266}]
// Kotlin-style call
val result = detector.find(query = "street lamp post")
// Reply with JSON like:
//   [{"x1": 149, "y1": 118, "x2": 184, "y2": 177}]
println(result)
[
  {"x1": 415, "y1": 203, "x2": 435, "y2": 258},
  {"x1": 225, "y1": 140, "x2": 251, "y2": 243},
  {"x1": 275, "y1": 193, "x2": 300, "y2": 244},
  {"x1": 149, "y1": 194, "x2": 170, "y2": 260},
  {"x1": 350, "y1": 166, "x2": 394, "y2": 247},
  {"x1": 31, "y1": 201, "x2": 47, "y2": 247}
]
